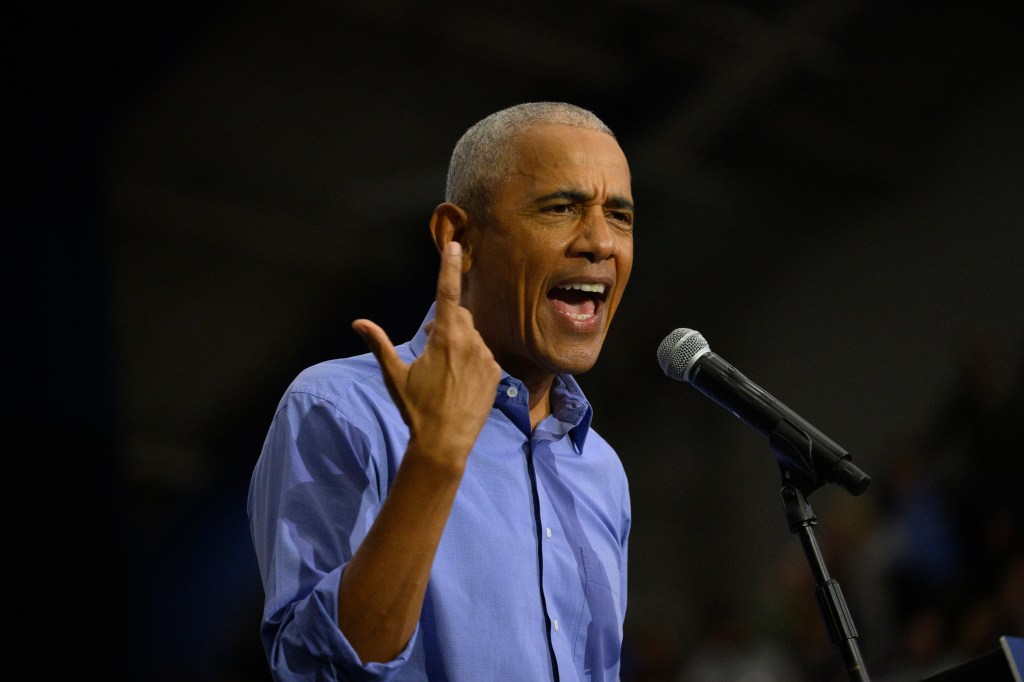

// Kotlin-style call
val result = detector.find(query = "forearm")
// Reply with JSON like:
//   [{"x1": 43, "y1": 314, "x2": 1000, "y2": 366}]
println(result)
[{"x1": 337, "y1": 444, "x2": 465, "y2": 663}]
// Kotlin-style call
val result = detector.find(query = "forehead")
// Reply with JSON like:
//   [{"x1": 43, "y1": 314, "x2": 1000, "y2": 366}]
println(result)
[{"x1": 505, "y1": 124, "x2": 632, "y2": 198}]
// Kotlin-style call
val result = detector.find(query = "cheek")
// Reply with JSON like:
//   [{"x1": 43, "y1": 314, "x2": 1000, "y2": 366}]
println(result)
[
  {"x1": 606, "y1": 247, "x2": 633, "y2": 318},
  {"x1": 614, "y1": 240, "x2": 634, "y2": 283},
  {"x1": 619, "y1": 251, "x2": 633, "y2": 278},
  {"x1": 481, "y1": 256, "x2": 534, "y2": 325}
]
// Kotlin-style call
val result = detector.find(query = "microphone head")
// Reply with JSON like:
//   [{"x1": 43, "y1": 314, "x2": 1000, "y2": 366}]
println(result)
[{"x1": 657, "y1": 328, "x2": 711, "y2": 382}]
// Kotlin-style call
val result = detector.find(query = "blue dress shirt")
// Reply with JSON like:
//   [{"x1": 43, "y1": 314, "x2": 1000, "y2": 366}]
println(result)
[{"x1": 248, "y1": 305, "x2": 631, "y2": 681}]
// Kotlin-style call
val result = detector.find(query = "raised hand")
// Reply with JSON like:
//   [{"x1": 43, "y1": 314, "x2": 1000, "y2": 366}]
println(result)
[
  {"x1": 352, "y1": 240, "x2": 501, "y2": 469},
  {"x1": 339, "y1": 241, "x2": 502, "y2": 661}
]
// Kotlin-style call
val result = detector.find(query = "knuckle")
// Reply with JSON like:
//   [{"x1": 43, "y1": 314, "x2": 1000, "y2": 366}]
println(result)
[{"x1": 437, "y1": 282, "x2": 459, "y2": 302}]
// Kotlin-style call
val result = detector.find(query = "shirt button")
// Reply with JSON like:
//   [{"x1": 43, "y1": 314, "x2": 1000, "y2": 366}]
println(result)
[
  {"x1": 546, "y1": 527, "x2": 552, "y2": 539},
  {"x1": 506, "y1": 386, "x2": 518, "y2": 398},
  {"x1": 554, "y1": 619, "x2": 559, "y2": 632}
]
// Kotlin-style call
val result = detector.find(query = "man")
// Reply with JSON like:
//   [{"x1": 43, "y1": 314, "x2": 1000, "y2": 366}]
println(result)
[{"x1": 248, "y1": 101, "x2": 635, "y2": 681}]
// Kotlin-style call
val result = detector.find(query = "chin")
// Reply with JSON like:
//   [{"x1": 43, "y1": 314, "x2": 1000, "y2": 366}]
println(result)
[{"x1": 548, "y1": 348, "x2": 602, "y2": 376}]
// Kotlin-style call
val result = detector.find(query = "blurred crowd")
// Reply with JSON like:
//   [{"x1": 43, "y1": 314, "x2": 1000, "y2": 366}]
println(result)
[{"x1": 624, "y1": 333, "x2": 1024, "y2": 681}]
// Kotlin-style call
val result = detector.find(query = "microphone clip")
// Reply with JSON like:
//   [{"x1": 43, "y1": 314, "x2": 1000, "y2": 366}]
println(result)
[{"x1": 769, "y1": 418, "x2": 871, "y2": 497}]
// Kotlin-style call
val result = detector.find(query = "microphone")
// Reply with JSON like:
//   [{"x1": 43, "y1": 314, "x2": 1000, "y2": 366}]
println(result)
[{"x1": 657, "y1": 328, "x2": 870, "y2": 496}]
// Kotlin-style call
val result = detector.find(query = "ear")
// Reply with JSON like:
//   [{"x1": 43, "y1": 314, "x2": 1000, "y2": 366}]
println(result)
[{"x1": 429, "y1": 202, "x2": 473, "y2": 273}]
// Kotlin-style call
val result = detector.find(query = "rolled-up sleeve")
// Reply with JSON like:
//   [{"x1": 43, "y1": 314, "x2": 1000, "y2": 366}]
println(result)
[{"x1": 248, "y1": 387, "x2": 411, "y2": 682}]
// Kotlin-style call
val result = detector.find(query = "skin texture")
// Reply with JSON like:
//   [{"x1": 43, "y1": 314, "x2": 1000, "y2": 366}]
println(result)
[{"x1": 342, "y1": 123, "x2": 634, "y2": 663}]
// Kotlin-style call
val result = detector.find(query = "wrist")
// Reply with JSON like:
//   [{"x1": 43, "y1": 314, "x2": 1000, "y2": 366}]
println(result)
[{"x1": 402, "y1": 437, "x2": 468, "y2": 481}]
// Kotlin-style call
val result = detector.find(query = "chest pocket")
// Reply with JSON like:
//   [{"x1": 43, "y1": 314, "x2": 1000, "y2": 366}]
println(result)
[{"x1": 572, "y1": 543, "x2": 619, "y2": 679}]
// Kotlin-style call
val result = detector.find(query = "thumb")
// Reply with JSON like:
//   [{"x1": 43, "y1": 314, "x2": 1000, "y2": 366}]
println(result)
[{"x1": 352, "y1": 319, "x2": 407, "y2": 384}]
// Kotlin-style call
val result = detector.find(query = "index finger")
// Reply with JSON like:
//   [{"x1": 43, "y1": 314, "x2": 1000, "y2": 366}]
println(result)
[{"x1": 435, "y1": 240, "x2": 463, "y2": 319}]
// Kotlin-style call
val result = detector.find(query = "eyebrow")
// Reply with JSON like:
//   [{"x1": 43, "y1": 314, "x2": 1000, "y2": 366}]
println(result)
[{"x1": 535, "y1": 190, "x2": 635, "y2": 212}]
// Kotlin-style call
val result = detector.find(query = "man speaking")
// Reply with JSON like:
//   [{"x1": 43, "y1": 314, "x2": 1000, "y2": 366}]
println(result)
[{"x1": 248, "y1": 102, "x2": 635, "y2": 681}]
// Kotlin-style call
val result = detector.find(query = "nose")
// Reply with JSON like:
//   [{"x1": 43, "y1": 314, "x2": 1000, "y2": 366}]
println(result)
[{"x1": 570, "y1": 209, "x2": 615, "y2": 262}]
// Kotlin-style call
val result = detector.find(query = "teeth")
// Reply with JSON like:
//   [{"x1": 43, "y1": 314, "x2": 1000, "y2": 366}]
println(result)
[{"x1": 557, "y1": 282, "x2": 606, "y2": 294}]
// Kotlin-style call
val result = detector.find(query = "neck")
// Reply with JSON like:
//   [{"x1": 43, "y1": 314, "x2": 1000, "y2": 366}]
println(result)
[{"x1": 528, "y1": 383, "x2": 553, "y2": 431}]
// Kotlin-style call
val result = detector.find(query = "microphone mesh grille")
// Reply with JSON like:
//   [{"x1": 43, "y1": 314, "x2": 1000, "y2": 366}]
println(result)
[{"x1": 657, "y1": 328, "x2": 709, "y2": 382}]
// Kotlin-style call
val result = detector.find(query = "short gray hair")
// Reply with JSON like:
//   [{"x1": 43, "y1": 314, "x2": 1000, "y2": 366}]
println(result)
[{"x1": 445, "y1": 102, "x2": 615, "y2": 217}]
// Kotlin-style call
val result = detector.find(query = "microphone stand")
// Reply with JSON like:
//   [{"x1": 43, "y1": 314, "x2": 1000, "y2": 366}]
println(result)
[
  {"x1": 771, "y1": 419, "x2": 872, "y2": 682},
  {"x1": 780, "y1": 472, "x2": 869, "y2": 681}
]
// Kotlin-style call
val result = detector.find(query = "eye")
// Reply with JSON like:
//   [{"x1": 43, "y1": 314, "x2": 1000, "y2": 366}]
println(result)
[
  {"x1": 545, "y1": 204, "x2": 577, "y2": 214},
  {"x1": 607, "y1": 210, "x2": 634, "y2": 227}
]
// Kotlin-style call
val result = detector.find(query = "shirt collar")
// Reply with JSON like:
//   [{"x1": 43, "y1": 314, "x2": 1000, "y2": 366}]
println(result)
[
  {"x1": 548, "y1": 373, "x2": 593, "y2": 454},
  {"x1": 409, "y1": 303, "x2": 593, "y2": 453},
  {"x1": 408, "y1": 303, "x2": 435, "y2": 358}
]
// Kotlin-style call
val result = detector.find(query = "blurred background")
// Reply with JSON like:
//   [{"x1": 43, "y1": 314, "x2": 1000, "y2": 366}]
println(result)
[{"x1": 17, "y1": 0, "x2": 1022, "y2": 680}]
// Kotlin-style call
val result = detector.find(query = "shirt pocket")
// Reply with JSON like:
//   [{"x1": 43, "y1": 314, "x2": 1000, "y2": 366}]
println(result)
[{"x1": 571, "y1": 543, "x2": 620, "y2": 674}]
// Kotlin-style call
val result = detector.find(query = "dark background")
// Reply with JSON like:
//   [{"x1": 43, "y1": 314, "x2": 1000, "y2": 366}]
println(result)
[{"x1": 18, "y1": 1, "x2": 1022, "y2": 680}]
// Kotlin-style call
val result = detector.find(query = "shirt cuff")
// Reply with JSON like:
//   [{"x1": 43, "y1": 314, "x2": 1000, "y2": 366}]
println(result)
[{"x1": 319, "y1": 564, "x2": 419, "y2": 682}]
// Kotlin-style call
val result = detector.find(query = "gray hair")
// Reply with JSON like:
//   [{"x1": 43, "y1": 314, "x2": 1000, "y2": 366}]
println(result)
[{"x1": 445, "y1": 102, "x2": 616, "y2": 217}]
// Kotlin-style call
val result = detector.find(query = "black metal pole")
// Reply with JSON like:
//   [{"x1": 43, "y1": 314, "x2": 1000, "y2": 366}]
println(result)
[{"x1": 780, "y1": 482, "x2": 869, "y2": 681}]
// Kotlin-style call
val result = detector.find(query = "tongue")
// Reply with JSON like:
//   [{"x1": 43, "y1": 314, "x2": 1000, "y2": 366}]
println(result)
[{"x1": 549, "y1": 289, "x2": 596, "y2": 317}]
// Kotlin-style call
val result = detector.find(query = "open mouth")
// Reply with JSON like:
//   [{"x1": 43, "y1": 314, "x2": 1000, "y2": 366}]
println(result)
[{"x1": 547, "y1": 282, "x2": 607, "y2": 321}]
